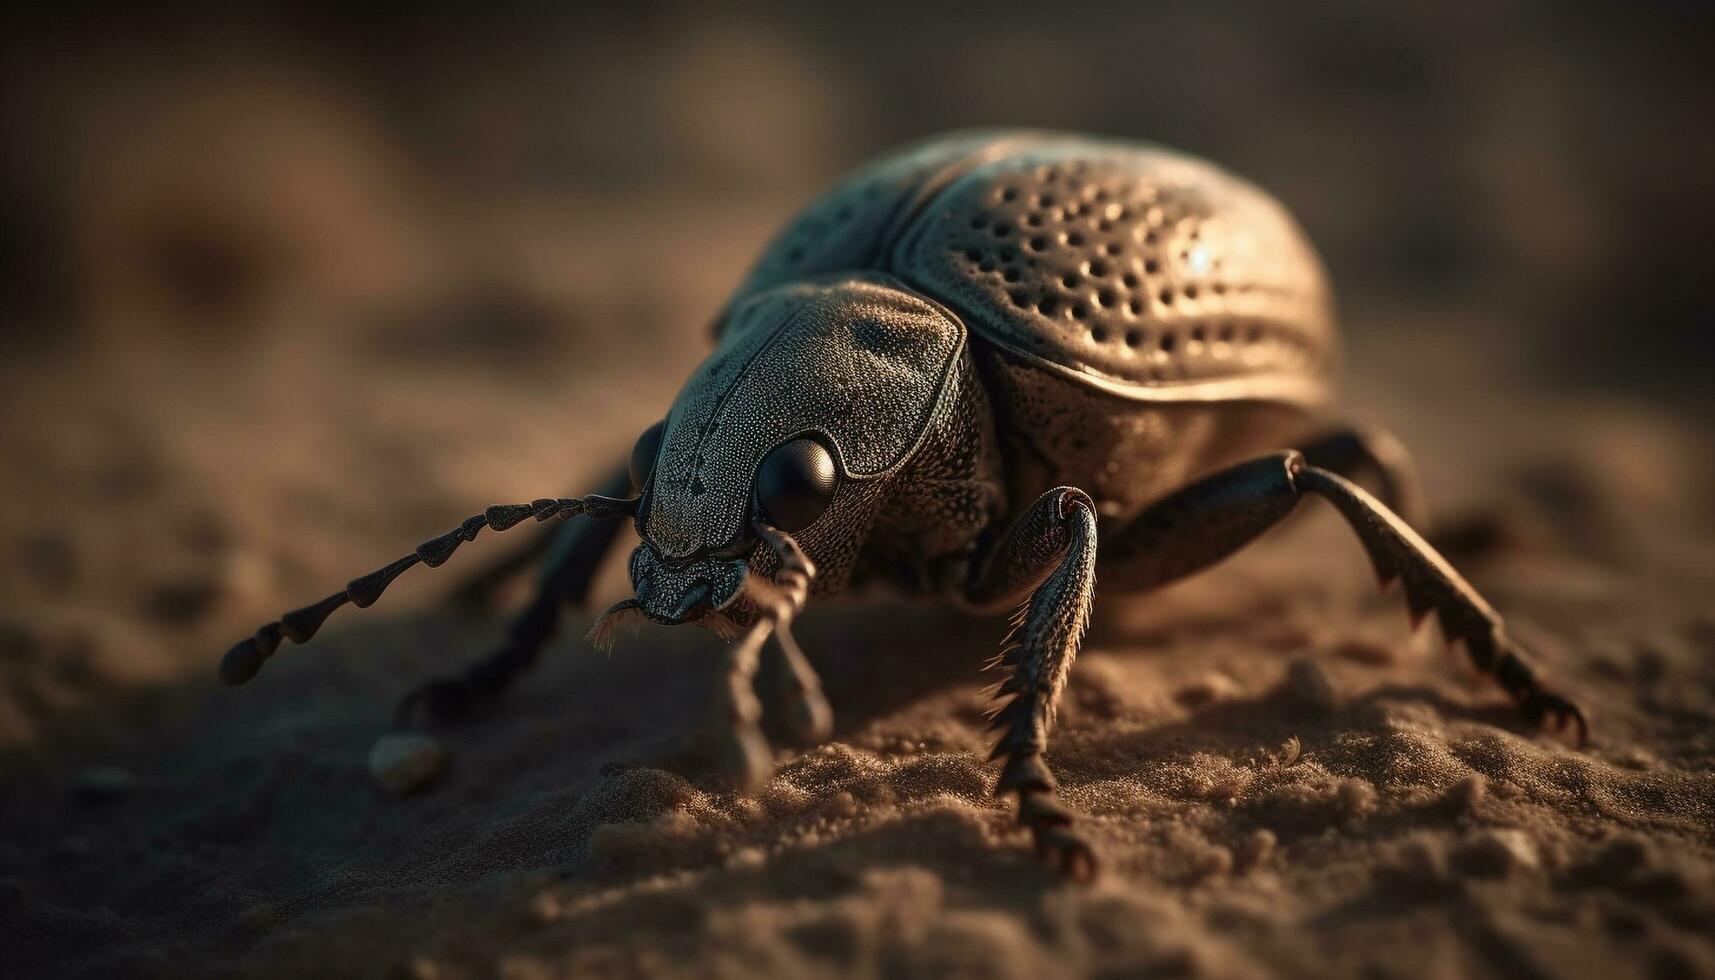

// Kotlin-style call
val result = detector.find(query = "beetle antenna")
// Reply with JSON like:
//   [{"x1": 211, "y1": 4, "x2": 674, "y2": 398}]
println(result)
[{"x1": 218, "y1": 493, "x2": 638, "y2": 686}]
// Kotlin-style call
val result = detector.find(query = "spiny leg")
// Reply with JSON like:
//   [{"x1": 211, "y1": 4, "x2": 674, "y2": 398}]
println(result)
[
  {"x1": 395, "y1": 502, "x2": 631, "y2": 727},
  {"x1": 1298, "y1": 425, "x2": 1428, "y2": 531},
  {"x1": 970, "y1": 486, "x2": 1101, "y2": 880},
  {"x1": 218, "y1": 491, "x2": 637, "y2": 688},
  {"x1": 1293, "y1": 466, "x2": 1584, "y2": 740},
  {"x1": 712, "y1": 521, "x2": 826, "y2": 790},
  {"x1": 1102, "y1": 452, "x2": 1586, "y2": 743},
  {"x1": 442, "y1": 464, "x2": 633, "y2": 612}
]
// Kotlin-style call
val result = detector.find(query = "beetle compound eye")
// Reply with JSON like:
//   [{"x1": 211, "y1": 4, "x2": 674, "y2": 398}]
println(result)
[
  {"x1": 755, "y1": 438, "x2": 837, "y2": 532},
  {"x1": 629, "y1": 420, "x2": 667, "y2": 491}
]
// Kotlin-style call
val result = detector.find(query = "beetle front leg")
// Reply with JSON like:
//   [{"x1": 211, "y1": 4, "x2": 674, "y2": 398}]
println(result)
[
  {"x1": 713, "y1": 616, "x2": 775, "y2": 792},
  {"x1": 710, "y1": 521, "x2": 828, "y2": 791},
  {"x1": 969, "y1": 486, "x2": 1101, "y2": 880}
]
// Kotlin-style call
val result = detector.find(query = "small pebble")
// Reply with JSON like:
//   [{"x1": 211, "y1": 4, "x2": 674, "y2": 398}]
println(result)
[
  {"x1": 369, "y1": 733, "x2": 447, "y2": 796},
  {"x1": 1393, "y1": 835, "x2": 1449, "y2": 882},
  {"x1": 822, "y1": 790, "x2": 859, "y2": 820},
  {"x1": 1175, "y1": 672, "x2": 1241, "y2": 708},
  {"x1": 1595, "y1": 835, "x2": 1651, "y2": 875},
  {"x1": 1337, "y1": 779, "x2": 1377, "y2": 821},
  {"x1": 1612, "y1": 746, "x2": 1660, "y2": 770},
  {"x1": 725, "y1": 846, "x2": 767, "y2": 872},
  {"x1": 74, "y1": 766, "x2": 136, "y2": 804},
  {"x1": 1440, "y1": 774, "x2": 1486, "y2": 814},
  {"x1": 528, "y1": 890, "x2": 562, "y2": 924},
  {"x1": 1457, "y1": 828, "x2": 1539, "y2": 877},
  {"x1": 1285, "y1": 658, "x2": 1338, "y2": 710},
  {"x1": 1189, "y1": 844, "x2": 1234, "y2": 879},
  {"x1": 1236, "y1": 829, "x2": 1276, "y2": 871}
]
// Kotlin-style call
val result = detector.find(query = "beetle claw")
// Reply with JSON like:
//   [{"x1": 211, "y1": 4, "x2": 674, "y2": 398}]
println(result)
[
  {"x1": 1520, "y1": 689, "x2": 1588, "y2": 747},
  {"x1": 1034, "y1": 825, "x2": 1099, "y2": 883},
  {"x1": 782, "y1": 687, "x2": 835, "y2": 746},
  {"x1": 718, "y1": 723, "x2": 776, "y2": 793}
]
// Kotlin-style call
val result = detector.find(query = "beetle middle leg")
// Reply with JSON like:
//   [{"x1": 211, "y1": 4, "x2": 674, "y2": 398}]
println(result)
[
  {"x1": 1101, "y1": 451, "x2": 1587, "y2": 743},
  {"x1": 441, "y1": 464, "x2": 633, "y2": 612},
  {"x1": 968, "y1": 486, "x2": 1101, "y2": 880},
  {"x1": 440, "y1": 523, "x2": 557, "y2": 612}
]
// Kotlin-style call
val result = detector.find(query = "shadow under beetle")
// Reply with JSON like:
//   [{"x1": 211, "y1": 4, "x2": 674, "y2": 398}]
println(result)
[{"x1": 220, "y1": 131, "x2": 1587, "y2": 880}]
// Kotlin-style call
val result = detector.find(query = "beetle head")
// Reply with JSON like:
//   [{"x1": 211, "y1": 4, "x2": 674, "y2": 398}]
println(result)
[{"x1": 617, "y1": 274, "x2": 964, "y2": 631}]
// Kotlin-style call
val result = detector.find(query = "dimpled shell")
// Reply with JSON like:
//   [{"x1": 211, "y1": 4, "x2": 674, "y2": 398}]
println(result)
[
  {"x1": 645, "y1": 275, "x2": 964, "y2": 559},
  {"x1": 733, "y1": 132, "x2": 1336, "y2": 406},
  {"x1": 734, "y1": 130, "x2": 1032, "y2": 302}
]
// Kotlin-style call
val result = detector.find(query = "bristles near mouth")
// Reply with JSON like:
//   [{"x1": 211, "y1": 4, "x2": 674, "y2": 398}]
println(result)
[{"x1": 587, "y1": 598, "x2": 644, "y2": 650}]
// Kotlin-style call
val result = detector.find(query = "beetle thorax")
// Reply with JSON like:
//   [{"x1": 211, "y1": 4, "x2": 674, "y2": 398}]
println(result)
[{"x1": 636, "y1": 276, "x2": 966, "y2": 562}]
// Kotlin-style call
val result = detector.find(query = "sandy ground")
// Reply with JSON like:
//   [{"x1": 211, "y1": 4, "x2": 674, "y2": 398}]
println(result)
[
  {"x1": 4, "y1": 7, "x2": 1715, "y2": 977},
  {"x1": 3, "y1": 279, "x2": 1713, "y2": 979}
]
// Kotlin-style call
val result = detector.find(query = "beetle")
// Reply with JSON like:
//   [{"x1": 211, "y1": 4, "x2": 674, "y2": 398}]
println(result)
[{"x1": 219, "y1": 130, "x2": 1586, "y2": 879}]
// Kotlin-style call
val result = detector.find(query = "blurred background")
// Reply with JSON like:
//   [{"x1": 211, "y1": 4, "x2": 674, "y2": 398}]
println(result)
[{"x1": 2, "y1": 1, "x2": 1712, "y2": 738}]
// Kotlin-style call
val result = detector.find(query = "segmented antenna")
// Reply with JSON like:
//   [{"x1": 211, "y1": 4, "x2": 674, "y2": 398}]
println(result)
[{"x1": 219, "y1": 493, "x2": 637, "y2": 686}]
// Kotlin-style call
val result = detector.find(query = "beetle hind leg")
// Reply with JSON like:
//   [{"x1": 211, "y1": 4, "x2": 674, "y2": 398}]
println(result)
[
  {"x1": 440, "y1": 525, "x2": 558, "y2": 612},
  {"x1": 1298, "y1": 425, "x2": 1428, "y2": 531},
  {"x1": 1102, "y1": 452, "x2": 1586, "y2": 744},
  {"x1": 1294, "y1": 465, "x2": 1587, "y2": 743}
]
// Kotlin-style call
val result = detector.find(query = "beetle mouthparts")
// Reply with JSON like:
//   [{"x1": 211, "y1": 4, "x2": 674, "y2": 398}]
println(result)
[
  {"x1": 587, "y1": 598, "x2": 644, "y2": 650},
  {"x1": 644, "y1": 582, "x2": 714, "y2": 626}
]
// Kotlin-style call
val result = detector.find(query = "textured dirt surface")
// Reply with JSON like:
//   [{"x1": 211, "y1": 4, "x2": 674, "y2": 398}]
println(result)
[{"x1": 3, "y1": 5, "x2": 1714, "y2": 978}]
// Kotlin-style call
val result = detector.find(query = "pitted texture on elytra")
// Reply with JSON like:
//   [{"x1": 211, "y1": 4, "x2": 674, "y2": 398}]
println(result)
[
  {"x1": 895, "y1": 138, "x2": 1335, "y2": 397},
  {"x1": 732, "y1": 130, "x2": 1016, "y2": 307},
  {"x1": 644, "y1": 276, "x2": 964, "y2": 559}
]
